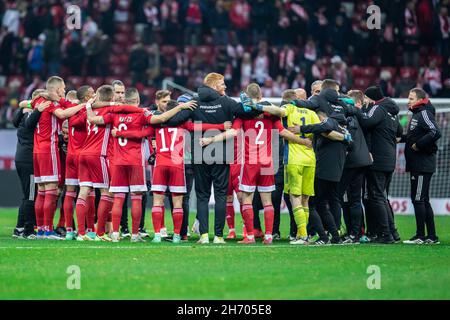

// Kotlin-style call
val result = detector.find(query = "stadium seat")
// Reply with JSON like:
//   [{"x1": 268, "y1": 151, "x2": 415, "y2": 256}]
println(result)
[
  {"x1": 380, "y1": 67, "x2": 397, "y2": 78},
  {"x1": 351, "y1": 66, "x2": 364, "y2": 78},
  {"x1": 67, "y1": 76, "x2": 85, "y2": 88},
  {"x1": 105, "y1": 76, "x2": 118, "y2": 85},
  {"x1": 361, "y1": 66, "x2": 377, "y2": 78},
  {"x1": 111, "y1": 65, "x2": 127, "y2": 77},
  {"x1": 109, "y1": 55, "x2": 122, "y2": 65},
  {"x1": 0, "y1": 88, "x2": 6, "y2": 105},
  {"x1": 161, "y1": 45, "x2": 177, "y2": 57},
  {"x1": 185, "y1": 46, "x2": 196, "y2": 60},
  {"x1": 400, "y1": 67, "x2": 418, "y2": 79},
  {"x1": 142, "y1": 87, "x2": 156, "y2": 101},
  {"x1": 116, "y1": 23, "x2": 132, "y2": 34},
  {"x1": 353, "y1": 77, "x2": 372, "y2": 90},
  {"x1": 123, "y1": 77, "x2": 132, "y2": 87},
  {"x1": 85, "y1": 77, "x2": 104, "y2": 89},
  {"x1": 114, "y1": 33, "x2": 129, "y2": 45},
  {"x1": 7, "y1": 75, "x2": 25, "y2": 88}
]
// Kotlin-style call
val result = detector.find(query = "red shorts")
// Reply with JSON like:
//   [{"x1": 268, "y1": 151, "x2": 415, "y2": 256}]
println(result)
[
  {"x1": 33, "y1": 153, "x2": 61, "y2": 184},
  {"x1": 151, "y1": 165, "x2": 186, "y2": 194},
  {"x1": 65, "y1": 153, "x2": 79, "y2": 186},
  {"x1": 78, "y1": 155, "x2": 109, "y2": 189},
  {"x1": 109, "y1": 164, "x2": 147, "y2": 193},
  {"x1": 227, "y1": 164, "x2": 241, "y2": 196},
  {"x1": 239, "y1": 163, "x2": 275, "y2": 193}
]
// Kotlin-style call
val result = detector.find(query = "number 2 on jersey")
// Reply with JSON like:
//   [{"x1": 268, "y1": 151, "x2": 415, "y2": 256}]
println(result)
[{"x1": 255, "y1": 121, "x2": 264, "y2": 145}]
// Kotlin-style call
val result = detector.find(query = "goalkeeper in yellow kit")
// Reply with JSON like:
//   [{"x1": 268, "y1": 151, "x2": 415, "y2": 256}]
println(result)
[{"x1": 255, "y1": 89, "x2": 346, "y2": 244}]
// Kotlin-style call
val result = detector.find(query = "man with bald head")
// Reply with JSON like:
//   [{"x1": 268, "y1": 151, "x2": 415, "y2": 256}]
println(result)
[{"x1": 294, "y1": 88, "x2": 307, "y2": 100}]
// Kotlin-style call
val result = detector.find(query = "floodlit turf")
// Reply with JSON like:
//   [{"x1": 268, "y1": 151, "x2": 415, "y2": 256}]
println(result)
[{"x1": 0, "y1": 208, "x2": 449, "y2": 300}]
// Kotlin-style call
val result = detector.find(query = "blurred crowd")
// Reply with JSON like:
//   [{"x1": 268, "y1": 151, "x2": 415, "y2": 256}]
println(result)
[{"x1": 1, "y1": 0, "x2": 450, "y2": 128}]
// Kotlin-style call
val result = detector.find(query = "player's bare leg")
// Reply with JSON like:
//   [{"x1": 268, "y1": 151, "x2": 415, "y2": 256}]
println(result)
[
  {"x1": 171, "y1": 194, "x2": 184, "y2": 243},
  {"x1": 238, "y1": 191, "x2": 256, "y2": 244},
  {"x1": 151, "y1": 193, "x2": 165, "y2": 243},
  {"x1": 260, "y1": 192, "x2": 274, "y2": 245}
]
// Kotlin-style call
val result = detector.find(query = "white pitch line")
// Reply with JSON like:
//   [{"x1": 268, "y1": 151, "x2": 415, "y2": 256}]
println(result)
[{"x1": 0, "y1": 245, "x2": 346, "y2": 250}]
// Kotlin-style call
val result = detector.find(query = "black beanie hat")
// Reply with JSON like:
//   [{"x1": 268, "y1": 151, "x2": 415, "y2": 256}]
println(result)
[{"x1": 364, "y1": 86, "x2": 384, "y2": 101}]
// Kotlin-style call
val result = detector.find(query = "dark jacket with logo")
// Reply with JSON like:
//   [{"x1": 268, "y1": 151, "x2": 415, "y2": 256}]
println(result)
[
  {"x1": 292, "y1": 88, "x2": 349, "y2": 116},
  {"x1": 300, "y1": 113, "x2": 348, "y2": 182},
  {"x1": 405, "y1": 98, "x2": 441, "y2": 173},
  {"x1": 169, "y1": 85, "x2": 259, "y2": 164},
  {"x1": 356, "y1": 97, "x2": 400, "y2": 172},
  {"x1": 344, "y1": 114, "x2": 372, "y2": 169},
  {"x1": 13, "y1": 108, "x2": 41, "y2": 163}
]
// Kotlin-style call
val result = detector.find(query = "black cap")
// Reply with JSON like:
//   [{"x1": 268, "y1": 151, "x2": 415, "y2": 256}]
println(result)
[{"x1": 364, "y1": 86, "x2": 384, "y2": 101}]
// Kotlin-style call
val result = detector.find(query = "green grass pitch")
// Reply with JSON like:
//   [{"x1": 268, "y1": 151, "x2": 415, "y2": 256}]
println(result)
[{"x1": 0, "y1": 208, "x2": 449, "y2": 299}]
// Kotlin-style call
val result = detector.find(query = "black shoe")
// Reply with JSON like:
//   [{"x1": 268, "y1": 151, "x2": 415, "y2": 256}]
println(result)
[
  {"x1": 375, "y1": 233, "x2": 395, "y2": 244},
  {"x1": 392, "y1": 229, "x2": 401, "y2": 242},
  {"x1": 331, "y1": 236, "x2": 343, "y2": 244},
  {"x1": 313, "y1": 237, "x2": 331, "y2": 245},
  {"x1": 424, "y1": 236, "x2": 440, "y2": 244},
  {"x1": 139, "y1": 228, "x2": 150, "y2": 238},
  {"x1": 121, "y1": 227, "x2": 131, "y2": 238},
  {"x1": 367, "y1": 234, "x2": 378, "y2": 243},
  {"x1": 12, "y1": 228, "x2": 24, "y2": 239},
  {"x1": 403, "y1": 234, "x2": 425, "y2": 244},
  {"x1": 342, "y1": 235, "x2": 360, "y2": 244},
  {"x1": 23, "y1": 231, "x2": 37, "y2": 240},
  {"x1": 55, "y1": 226, "x2": 66, "y2": 237},
  {"x1": 164, "y1": 235, "x2": 173, "y2": 242},
  {"x1": 272, "y1": 233, "x2": 281, "y2": 241}
]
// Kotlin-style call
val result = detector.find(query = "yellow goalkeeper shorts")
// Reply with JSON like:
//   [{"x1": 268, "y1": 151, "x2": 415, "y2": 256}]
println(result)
[{"x1": 284, "y1": 164, "x2": 315, "y2": 196}]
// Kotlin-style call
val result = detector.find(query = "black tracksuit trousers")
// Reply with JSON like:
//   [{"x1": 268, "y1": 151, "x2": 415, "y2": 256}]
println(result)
[
  {"x1": 194, "y1": 163, "x2": 229, "y2": 237},
  {"x1": 15, "y1": 161, "x2": 36, "y2": 234}
]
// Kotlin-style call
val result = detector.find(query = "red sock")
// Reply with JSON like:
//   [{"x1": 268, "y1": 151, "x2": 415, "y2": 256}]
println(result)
[
  {"x1": 226, "y1": 201, "x2": 235, "y2": 229},
  {"x1": 152, "y1": 206, "x2": 164, "y2": 233},
  {"x1": 241, "y1": 204, "x2": 254, "y2": 236},
  {"x1": 172, "y1": 208, "x2": 183, "y2": 235},
  {"x1": 87, "y1": 191, "x2": 96, "y2": 228},
  {"x1": 86, "y1": 192, "x2": 96, "y2": 232},
  {"x1": 63, "y1": 191, "x2": 76, "y2": 230},
  {"x1": 35, "y1": 191, "x2": 45, "y2": 229},
  {"x1": 111, "y1": 193, "x2": 126, "y2": 233},
  {"x1": 131, "y1": 194, "x2": 143, "y2": 235},
  {"x1": 264, "y1": 204, "x2": 274, "y2": 235},
  {"x1": 44, "y1": 189, "x2": 58, "y2": 231},
  {"x1": 75, "y1": 198, "x2": 88, "y2": 235},
  {"x1": 96, "y1": 194, "x2": 113, "y2": 235}
]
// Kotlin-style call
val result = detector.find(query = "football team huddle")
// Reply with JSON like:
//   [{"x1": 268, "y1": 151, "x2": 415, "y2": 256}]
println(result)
[{"x1": 14, "y1": 71, "x2": 442, "y2": 246}]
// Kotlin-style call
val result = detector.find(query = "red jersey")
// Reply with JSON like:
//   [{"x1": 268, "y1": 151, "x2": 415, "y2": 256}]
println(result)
[
  {"x1": 233, "y1": 114, "x2": 284, "y2": 166},
  {"x1": 67, "y1": 109, "x2": 88, "y2": 156},
  {"x1": 78, "y1": 105, "x2": 145, "y2": 158},
  {"x1": 103, "y1": 112, "x2": 152, "y2": 166},
  {"x1": 79, "y1": 107, "x2": 112, "y2": 157},
  {"x1": 32, "y1": 97, "x2": 73, "y2": 154}
]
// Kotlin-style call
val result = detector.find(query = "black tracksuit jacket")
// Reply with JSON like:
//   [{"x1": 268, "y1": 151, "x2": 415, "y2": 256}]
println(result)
[
  {"x1": 300, "y1": 113, "x2": 349, "y2": 182},
  {"x1": 355, "y1": 97, "x2": 400, "y2": 173},
  {"x1": 404, "y1": 99, "x2": 441, "y2": 173},
  {"x1": 13, "y1": 108, "x2": 42, "y2": 163}
]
